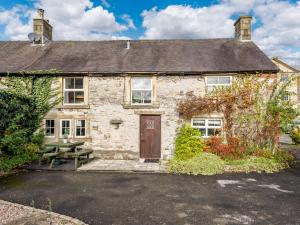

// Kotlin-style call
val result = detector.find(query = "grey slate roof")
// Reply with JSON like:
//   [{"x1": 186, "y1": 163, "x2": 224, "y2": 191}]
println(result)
[{"x1": 0, "y1": 39, "x2": 278, "y2": 74}]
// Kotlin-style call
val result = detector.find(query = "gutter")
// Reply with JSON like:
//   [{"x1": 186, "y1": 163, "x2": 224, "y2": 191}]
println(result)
[{"x1": 0, "y1": 69, "x2": 279, "y2": 77}]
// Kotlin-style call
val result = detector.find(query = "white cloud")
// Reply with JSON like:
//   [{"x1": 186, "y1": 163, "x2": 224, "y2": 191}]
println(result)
[
  {"x1": 121, "y1": 14, "x2": 136, "y2": 30},
  {"x1": 141, "y1": 0, "x2": 300, "y2": 65},
  {"x1": 101, "y1": 0, "x2": 110, "y2": 8},
  {"x1": 0, "y1": 0, "x2": 133, "y2": 40}
]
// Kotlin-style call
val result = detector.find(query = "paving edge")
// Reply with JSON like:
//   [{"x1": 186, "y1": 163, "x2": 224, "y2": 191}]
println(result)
[
  {"x1": 76, "y1": 169, "x2": 169, "y2": 174},
  {"x1": 0, "y1": 199, "x2": 88, "y2": 225}
]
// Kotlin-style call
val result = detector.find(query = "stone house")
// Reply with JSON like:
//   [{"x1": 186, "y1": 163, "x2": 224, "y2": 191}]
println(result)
[
  {"x1": 272, "y1": 57, "x2": 300, "y2": 110},
  {"x1": 0, "y1": 10, "x2": 278, "y2": 160}
]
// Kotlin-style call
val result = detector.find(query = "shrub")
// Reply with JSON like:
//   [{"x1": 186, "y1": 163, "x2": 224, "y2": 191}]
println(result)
[
  {"x1": 251, "y1": 148, "x2": 274, "y2": 158},
  {"x1": 290, "y1": 127, "x2": 300, "y2": 144},
  {"x1": 225, "y1": 156, "x2": 286, "y2": 173},
  {"x1": 0, "y1": 153, "x2": 36, "y2": 172},
  {"x1": 0, "y1": 91, "x2": 42, "y2": 173},
  {"x1": 205, "y1": 137, "x2": 245, "y2": 160},
  {"x1": 169, "y1": 153, "x2": 225, "y2": 175},
  {"x1": 174, "y1": 124, "x2": 205, "y2": 161},
  {"x1": 272, "y1": 150, "x2": 296, "y2": 167}
]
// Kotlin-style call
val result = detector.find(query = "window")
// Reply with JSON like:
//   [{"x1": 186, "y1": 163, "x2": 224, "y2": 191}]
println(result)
[
  {"x1": 45, "y1": 119, "x2": 55, "y2": 137},
  {"x1": 192, "y1": 118, "x2": 222, "y2": 137},
  {"x1": 282, "y1": 92, "x2": 289, "y2": 101},
  {"x1": 75, "y1": 120, "x2": 86, "y2": 137},
  {"x1": 131, "y1": 77, "x2": 152, "y2": 104},
  {"x1": 61, "y1": 120, "x2": 71, "y2": 137},
  {"x1": 280, "y1": 74, "x2": 289, "y2": 82},
  {"x1": 206, "y1": 76, "x2": 231, "y2": 92},
  {"x1": 64, "y1": 78, "x2": 84, "y2": 104}
]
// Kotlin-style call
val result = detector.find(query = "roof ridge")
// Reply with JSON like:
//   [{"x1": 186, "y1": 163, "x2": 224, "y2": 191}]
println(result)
[{"x1": 0, "y1": 38, "x2": 236, "y2": 43}]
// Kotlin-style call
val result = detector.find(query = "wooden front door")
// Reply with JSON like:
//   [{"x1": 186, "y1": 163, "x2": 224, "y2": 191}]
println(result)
[{"x1": 140, "y1": 115, "x2": 161, "y2": 158}]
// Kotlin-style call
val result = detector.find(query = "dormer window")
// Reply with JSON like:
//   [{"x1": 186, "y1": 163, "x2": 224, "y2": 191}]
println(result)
[
  {"x1": 131, "y1": 77, "x2": 152, "y2": 105},
  {"x1": 64, "y1": 77, "x2": 84, "y2": 104}
]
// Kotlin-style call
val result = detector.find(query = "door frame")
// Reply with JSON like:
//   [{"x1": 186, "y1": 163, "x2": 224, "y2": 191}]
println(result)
[{"x1": 139, "y1": 114, "x2": 162, "y2": 159}]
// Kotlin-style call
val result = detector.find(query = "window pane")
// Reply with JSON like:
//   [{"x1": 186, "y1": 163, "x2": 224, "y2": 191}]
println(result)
[
  {"x1": 132, "y1": 90, "x2": 142, "y2": 104},
  {"x1": 62, "y1": 128, "x2": 70, "y2": 136},
  {"x1": 207, "y1": 128, "x2": 216, "y2": 136},
  {"x1": 45, "y1": 128, "x2": 51, "y2": 136},
  {"x1": 65, "y1": 78, "x2": 74, "y2": 89},
  {"x1": 132, "y1": 78, "x2": 151, "y2": 90},
  {"x1": 75, "y1": 91, "x2": 84, "y2": 103},
  {"x1": 219, "y1": 77, "x2": 231, "y2": 84},
  {"x1": 45, "y1": 120, "x2": 55, "y2": 136},
  {"x1": 142, "y1": 91, "x2": 152, "y2": 104},
  {"x1": 75, "y1": 78, "x2": 83, "y2": 89},
  {"x1": 208, "y1": 128, "x2": 222, "y2": 136},
  {"x1": 207, "y1": 77, "x2": 218, "y2": 85},
  {"x1": 193, "y1": 119, "x2": 205, "y2": 126},
  {"x1": 76, "y1": 128, "x2": 81, "y2": 136},
  {"x1": 215, "y1": 128, "x2": 222, "y2": 136},
  {"x1": 64, "y1": 91, "x2": 75, "y2": 103},
  {"x1": 76, "y1": 120, "x2": 86, "y2": 136},
  {"x1": 62, "y1": 120, "x2": 70, "y2": 136},
  {"x1": 62, "y1": 120, "x2": 70, "y2": 128},
  {"x1": 199, "y1": 128, "x2": 206, "y2": 136},
  {"x1": 208, "y1": 119, "x2": 221, "y2": 127}
]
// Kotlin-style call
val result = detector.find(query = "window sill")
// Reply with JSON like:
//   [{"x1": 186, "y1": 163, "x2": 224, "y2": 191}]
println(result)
[
  {"x1": 56, "y1": 105, "x2": 90, "y2": 109},
  {"x1": 122, "y1": 102, "x2": 160, "y2": 109}
]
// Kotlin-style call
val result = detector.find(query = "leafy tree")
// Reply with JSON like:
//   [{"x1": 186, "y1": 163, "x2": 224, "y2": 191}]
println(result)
[
  {"x1": 1, "y1": 71, "x2": 62, "y2": 124},
  {"x1": 0, "y1": 71, "x2": 62, "y2": 172}
]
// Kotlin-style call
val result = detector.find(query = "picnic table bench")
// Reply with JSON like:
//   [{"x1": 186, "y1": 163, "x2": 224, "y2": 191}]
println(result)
[
  {"x1": 40, "y1": 141, "x2": 93, "y2": 169},
  {"x1": 66, "y1": 148, "x2": 93, "y2": 169}
]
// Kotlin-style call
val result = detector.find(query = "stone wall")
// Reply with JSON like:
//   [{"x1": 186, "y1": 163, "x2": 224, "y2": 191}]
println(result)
[{"x1": 44, "y1": 75, "x2": 206, "y2": 160}]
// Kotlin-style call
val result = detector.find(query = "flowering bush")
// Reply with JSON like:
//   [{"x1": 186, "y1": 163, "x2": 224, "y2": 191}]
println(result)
[{"x1": 205, "y1": 136, "x2": 245, "y2": 160}]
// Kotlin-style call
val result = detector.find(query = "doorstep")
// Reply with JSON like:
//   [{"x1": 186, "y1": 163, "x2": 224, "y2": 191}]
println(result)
[{"x1": 77, "y1": 158, "x2": 168, "y2": 173}]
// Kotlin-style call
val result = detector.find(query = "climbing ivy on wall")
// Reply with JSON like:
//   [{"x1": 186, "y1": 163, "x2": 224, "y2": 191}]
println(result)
[{"x1": 178, "y1": 74, "x2": 297, "y2": 151}]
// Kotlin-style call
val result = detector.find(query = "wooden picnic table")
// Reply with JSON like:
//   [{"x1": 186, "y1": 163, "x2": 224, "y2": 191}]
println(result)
[
  {"x1": 43, "y1": 141, "x2": 85, "y2": 168},
  {"x1": 44, "y1": 141, "x2": 85, "y2": 152}
]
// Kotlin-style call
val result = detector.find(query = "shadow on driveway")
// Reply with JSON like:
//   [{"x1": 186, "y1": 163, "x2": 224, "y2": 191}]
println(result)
[{"x1": 0, "y1": 166, "x2": 299, "y2": 225}]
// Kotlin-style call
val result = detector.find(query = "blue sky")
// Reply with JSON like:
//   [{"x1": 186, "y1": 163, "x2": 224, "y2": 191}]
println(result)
[{"x1": 0, "y1": 0, "x2": 299, "y2": 65}]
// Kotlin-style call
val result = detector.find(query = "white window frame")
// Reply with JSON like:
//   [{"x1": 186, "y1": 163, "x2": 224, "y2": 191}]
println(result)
[
  {"x1": 282, "y1": 92, "x2": 290, "y2": 101},
  {"x1": 191, "y1": 118, "x2": 223, "y2": 138},
  {"x1": 44, "y1": 119, "x2": 55, "y2": 137},
  {"x1": 280, "y1": 74, "x2": 289, "y2": 82},
  {"x1": 131, "y1": 77, "x2": 153, "y2": 105},
  {"x1": 75, "y1": 119, "x2": 86, "y2": 137},
  {"x1": 205, "y1": 76, "x2": 232, "y2": 92},
  {"x1": 60, "y1": 119, "x2": 72, "y2": 138},
  {"x1": 63, "y1": 77, "x2": 85, "y2": 105}
]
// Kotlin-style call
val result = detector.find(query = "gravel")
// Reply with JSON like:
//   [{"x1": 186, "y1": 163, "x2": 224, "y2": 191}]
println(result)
[{"x1": 0, "y1": 200, "x2": 87, "y2": 225}]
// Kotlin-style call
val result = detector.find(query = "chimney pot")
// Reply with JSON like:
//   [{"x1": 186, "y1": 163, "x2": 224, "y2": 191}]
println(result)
[
  {"x1": 234, "y1": 16, "x2": 252, "y2": 41},
  {"x1": 126, "y1": 40, "x2": 130, "y2": 49},
  {"x1": 37, "y1": 8, "x2": 44, "y2": 19}
]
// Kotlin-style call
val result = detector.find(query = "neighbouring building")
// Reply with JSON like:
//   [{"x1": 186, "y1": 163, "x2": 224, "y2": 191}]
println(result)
[
  {"x1": 0, "y1": 10, "x2": 279, "y2": 160},
  {"x1": 272, "y1": 58, "x2": 300, "y2": 110}
]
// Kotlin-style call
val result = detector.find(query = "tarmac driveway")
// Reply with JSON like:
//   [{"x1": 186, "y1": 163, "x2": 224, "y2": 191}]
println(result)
[{"x1": 0, "y1": 168, "x2": 299, "y2": 225}]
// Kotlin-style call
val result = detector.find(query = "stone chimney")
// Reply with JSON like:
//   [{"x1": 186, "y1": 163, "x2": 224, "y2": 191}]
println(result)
[
  {"x1": 33, "y1": 9, "x2": 53, "y2": 42},
  {"x1": 234, "y1": 16, "x2": 252, "y2": 41}
]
